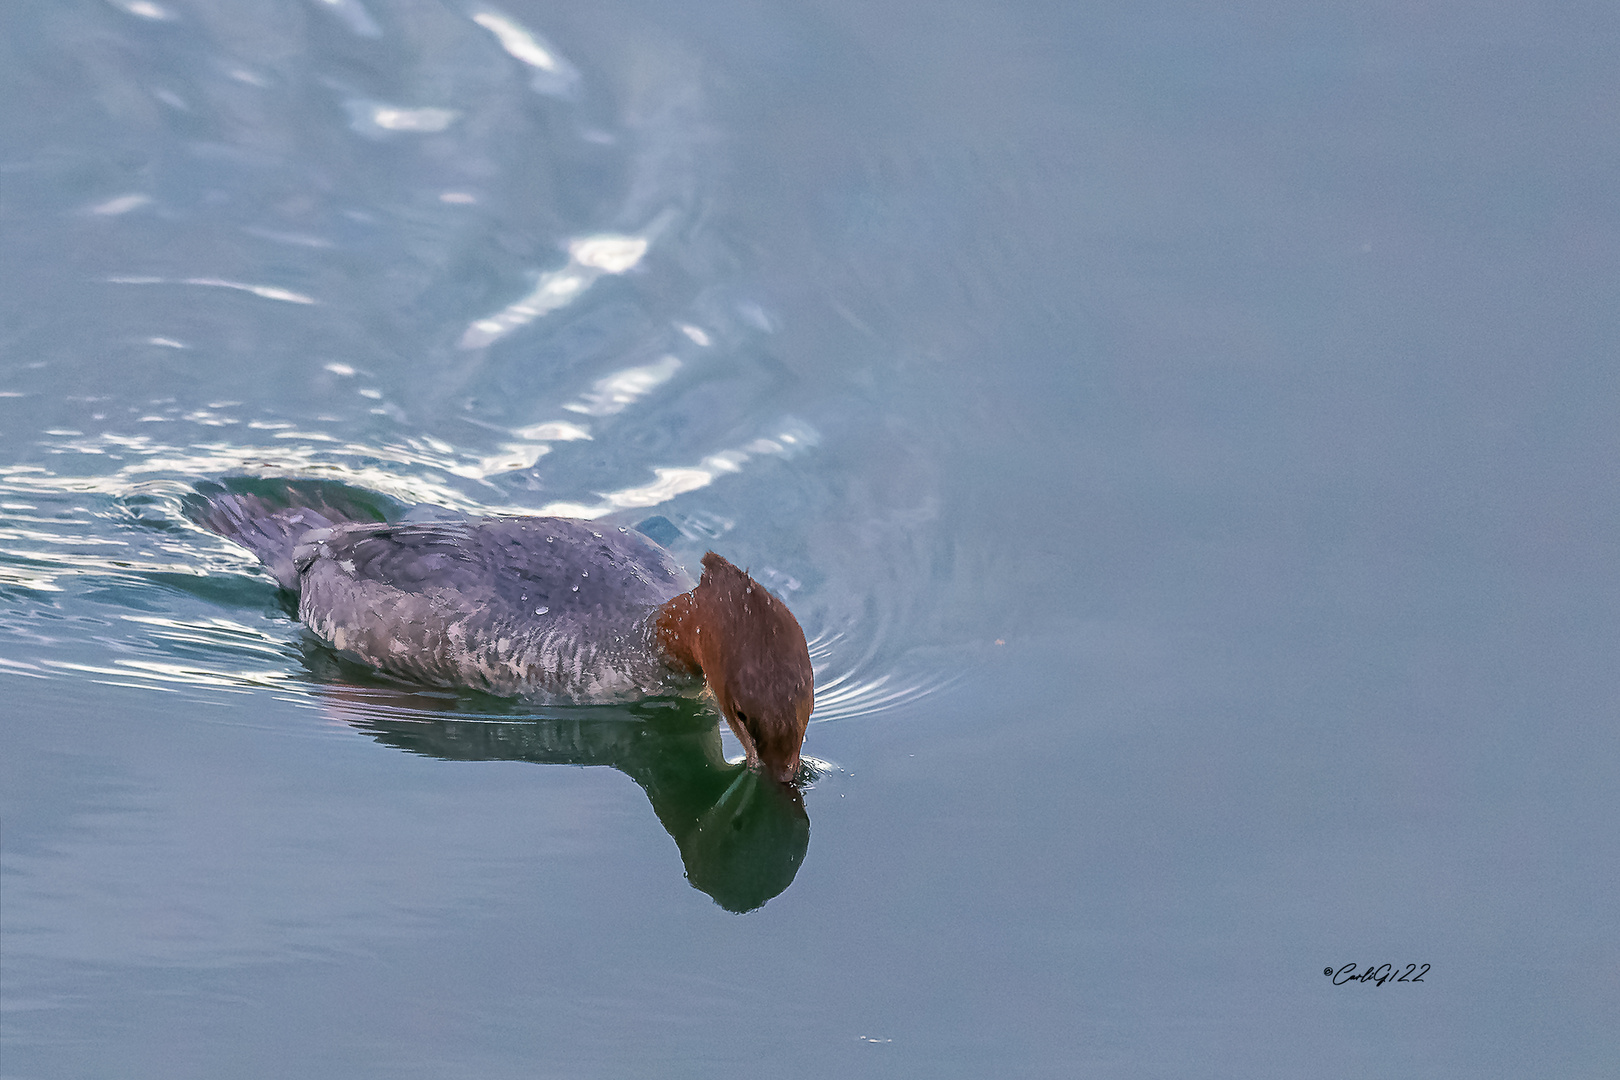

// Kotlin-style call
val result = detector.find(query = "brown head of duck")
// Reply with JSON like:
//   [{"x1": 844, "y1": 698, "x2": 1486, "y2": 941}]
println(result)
[{"x1": 656, "y1": 552, "x2": 814, "y2": 784}]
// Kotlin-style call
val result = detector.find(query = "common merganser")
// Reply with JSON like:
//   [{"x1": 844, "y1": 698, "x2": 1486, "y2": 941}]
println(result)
[{"x1": 194, "y1": 482, "x2": 813, "y2": 784}]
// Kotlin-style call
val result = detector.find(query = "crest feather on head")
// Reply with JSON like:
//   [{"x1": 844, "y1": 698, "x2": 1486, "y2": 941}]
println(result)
[{"x1": 696, "y1": 552, "x2": 812, "y2": 697}]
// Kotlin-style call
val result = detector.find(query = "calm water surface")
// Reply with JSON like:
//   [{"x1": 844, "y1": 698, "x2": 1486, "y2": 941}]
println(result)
[{"x1": 3, "y1": 1, "x2": 1617, "y2": 1076}]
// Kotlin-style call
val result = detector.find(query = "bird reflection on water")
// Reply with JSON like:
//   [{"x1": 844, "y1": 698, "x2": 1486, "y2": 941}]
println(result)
[{"x1": 300, "y1": 647, "x2": 811, "y2": 913}]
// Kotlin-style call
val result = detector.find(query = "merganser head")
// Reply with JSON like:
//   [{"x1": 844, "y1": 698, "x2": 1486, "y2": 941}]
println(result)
[{"x1": 657, "y1": 552, "x2": 814, "y2": 784}]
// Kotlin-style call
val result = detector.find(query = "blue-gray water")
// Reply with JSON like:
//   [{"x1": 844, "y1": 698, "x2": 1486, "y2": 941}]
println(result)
[{"x1": 2, "y1": 1, "x2": 1617, "y2": 1076}]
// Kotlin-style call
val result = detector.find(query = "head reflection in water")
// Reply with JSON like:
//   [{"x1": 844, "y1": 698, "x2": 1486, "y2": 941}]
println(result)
[{"x1": 306, "y1": 661, "x2": 810, "y2": 913}]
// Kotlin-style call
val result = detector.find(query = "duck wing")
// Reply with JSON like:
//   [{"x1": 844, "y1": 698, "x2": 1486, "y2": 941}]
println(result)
[
  {"x1": 298, "y1": 517, "x2": 691, "y2": 611},
  {"x1": 291, "y1": 517, "x2": 695, "y2": 698}
]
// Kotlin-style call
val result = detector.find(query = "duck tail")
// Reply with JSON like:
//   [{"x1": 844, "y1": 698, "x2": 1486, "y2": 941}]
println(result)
[{"x1": 186, "y1": 480, "x2": 396, "y2": 592}]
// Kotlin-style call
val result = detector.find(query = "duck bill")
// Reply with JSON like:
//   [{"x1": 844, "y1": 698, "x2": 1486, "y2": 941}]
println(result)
[{"x1": 769, "y1": 753, "x2": 802, "y2": 786}]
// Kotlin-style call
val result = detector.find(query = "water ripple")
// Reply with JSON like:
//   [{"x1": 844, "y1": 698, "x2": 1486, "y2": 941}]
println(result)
[
  {"x1": 0, "y1": 3, "x2": 953, "y2": 733},
  {"x1": 805, "y1": 628, "x2": 959, "y2": 723}
]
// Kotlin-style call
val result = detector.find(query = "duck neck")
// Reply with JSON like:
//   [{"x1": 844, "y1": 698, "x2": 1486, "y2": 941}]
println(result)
[{"x1": 654, "y1": 590, "x2": 708, "y2": 677}]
